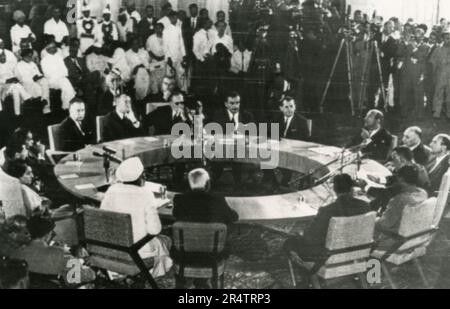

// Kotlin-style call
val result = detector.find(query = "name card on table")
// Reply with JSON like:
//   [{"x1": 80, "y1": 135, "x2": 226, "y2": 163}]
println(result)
[
  {"x1": 59, "y1": 174, "x2": 79, "y2": 180},
  {"x1": 75, "y1": 184, "x2": 96, "y2": 191}
]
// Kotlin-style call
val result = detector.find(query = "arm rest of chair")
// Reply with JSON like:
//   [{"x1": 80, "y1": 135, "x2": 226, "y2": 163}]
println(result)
[{"x1": 375, "y1": 225, "x2": 404, "y2": 241}]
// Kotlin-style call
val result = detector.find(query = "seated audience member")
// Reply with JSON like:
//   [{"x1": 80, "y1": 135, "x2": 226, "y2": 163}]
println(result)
[
  {"x1": 40, "y1": 41, "x2": 76, "y2": 111},
  {"x1": 0, "y1": 38, "x2": 17, "y2": 66},
  {"x1": 402, "y1": 126, "x2": 431, "y2": 166},
  {"x1": 284, "y1": 174, "x2": 371, "y2": 262},
  {"x1": 146, "y1": 23, "x2": 166, "y2": 94},
  {"x1": 375, "y1": 165, "x2": 429, "y2": 251},
  {"x1": 14, "y1": 38, "x2": 40, "y2": 64},
  {"x1": 173, "y1": 168, "x2": 239, "y2": 224},
  {"x1": 427, "y1": 134, "x2": 450, "y2": 194},
  {"x1": 0, "y1": 48, "x2": 32, "y2": 116},
  {"x1": 64, "y1": 38, "x2": 89, "y2": 94},
  {"x1": 102, "y1": 94, "x2": 143, "y2": 142},
  {"x1": 100, "y1": 157, "x2": 173, "y2": 278},
  {"x1": 117, "y1": 10, "x2": 135, "y2": 44},
  {"x1": 144, "y1": 90, "x2": 187, "y2": 135},
  {"x1": 15, "y1": 48, "x2": 50, "y2": 113},
  {"x1": 43, "y1": 7, "x2": 69, "y2": 45},
  {"x1": 365, "y1": 146, "x2": 431, "y2": 212},
  {"x1": 138, "y1": 5, "x2": 156, "y2": 43},
  {"x1": 148, "y1": 75, "x2": 176, "y2": 103},
  {"x1": 6, "y1": 160, "x2": 50, "y2": 217},
  {"x1": 0, "y1": 257, "x2": 29, "y2": 289},
  {"x1": 60, "y1": 99, "x2": 93, "y2": 152},
  {"x1": 10, "y1": 217, "x2": 95, "y2": 285},
  {"x1": 125, "y1": 35, "x2": 151, "y2": 101},
  {"x1": 348, "y1": 110, "x2": 393, "y2": 162},
  {"x1": 0, "y1": 216, "x2": 31, "y2": 257}
]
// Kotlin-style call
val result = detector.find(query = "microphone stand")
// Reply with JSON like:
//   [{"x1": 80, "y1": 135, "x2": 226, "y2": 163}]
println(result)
[{"x1": 104, "y1": 156, "x2": 111, "y2": 183}]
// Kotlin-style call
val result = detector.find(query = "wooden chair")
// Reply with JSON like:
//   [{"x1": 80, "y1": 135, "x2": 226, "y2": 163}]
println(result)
[
  {"x1": 0, "y1": 167, "x2": 26, "y2": 218},
  {"x1": 171, "y1": 222, "x2": 228, "y2": 289},
  {"x1": 287, "y1": 212, "x2": 377, "y2": 289},
  {"x1": 432, "y1": 170, "x2": 450, "y2": 228},
  {"x1": 46, "y1": 124, "x2": 70, "y2": 164},
  {"x1": 371, "y1": 198, "x2": 438, "y2": 289},
  {"x1": 83, "y1": 207, "x2": 159, "y2": 289},
  {"x1": 96, "y1": 115, "x2": 108, "y2": 143}
]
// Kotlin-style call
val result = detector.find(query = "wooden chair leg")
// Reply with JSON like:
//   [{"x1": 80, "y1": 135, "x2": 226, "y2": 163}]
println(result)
[
  {"x1": 381, "y1": 262, "x2": 397, "y2": 289},
  {"x1": 413, "y1": 258, "x2": 430, "y2": 288},
  {"x1": 287, "y1": 259, "x2": 297, "y2": 287},
  {"x1": 310, "y1": 274, "x2": 322, "y2": 289},
  {"x1": 358, "y1": 273, "x2": 370, "y2": 289}
]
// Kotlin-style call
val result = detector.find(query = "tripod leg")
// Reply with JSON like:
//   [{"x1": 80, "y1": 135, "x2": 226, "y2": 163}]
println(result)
[
  {"x1": 374, "y1": 41, "x2": 387, "y2": 110},
  {"x1": 359, "y1": 43, "x2": 373, "y2": 115},
  {"x1": 346, "y1": 41, "x2": 355, "y2": 116},
  {"x1": 320, "y1": 38, "x2": 346, "y2": 113}
]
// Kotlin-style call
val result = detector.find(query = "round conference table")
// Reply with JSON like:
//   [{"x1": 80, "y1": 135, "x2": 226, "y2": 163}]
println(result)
[{"x1": 55, "y1": 135, "x2": 390, "y2": 229}]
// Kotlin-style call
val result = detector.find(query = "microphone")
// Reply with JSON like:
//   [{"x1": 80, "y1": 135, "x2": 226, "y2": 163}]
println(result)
[
  {"x1": 93, "y1": 151, "x2": 105, "y2": 158},
  {"x1": 93, "y1": 151, "x2": 123, "y2": 164},
  {"x1": 103, "y1": 146, "x2": 117, "y2": 154}
]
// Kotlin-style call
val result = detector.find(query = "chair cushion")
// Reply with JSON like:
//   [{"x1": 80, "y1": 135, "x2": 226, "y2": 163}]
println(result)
[
  {"x1": 173, "y1": 260, "x2": 226, "y2": 279},
  {"x1": 89, "y1": 255, "x2": 154, "y2": 277}
]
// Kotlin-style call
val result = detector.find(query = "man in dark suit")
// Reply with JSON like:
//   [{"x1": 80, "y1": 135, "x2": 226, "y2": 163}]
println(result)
[
  {"x1": 182, "y1": 4, "x2": 200, "y2": 60},
  {"x1": 147, "y1": 76, "x2": 175, "y2": 103},
  {"x1": 427, "y1": 134, "x2": 450, "y2": 195},
  {"x1": 273, "y1": 97, "x2": 310, "y2": 141},
  {"x1": 64, "y1": 38, "x2": 89, "y2": 94},
  {"x1": 137, "y1": 5, "x2": 157, "y2": 44},
  {"x1": 173, "y1": 168, "x2": 238, "y2": 288},
  {"x1": 211, "y1": 91, "x2": 255, "y2": 184},
  {"x1": 348, "y1": 110, "x2": 393, "y2": 162},
  {"x1": 173, "y1": 168, "x2": 238, "y2": 224},
  {"x1": 60, "y1": 99, "x2": 93, "y2": 152},
  {"x1": 402, "y1": 126, "x2": 431, "y2": 166},
  {"x1": 284, "y1": 174, "x2": 371, "y2": 262},
  {"x1": 144, "y1": 90, "x2": 187, "y2": 136},
  {"x1": 102, "y1": 95, "x2": 144, "y2": 142}
]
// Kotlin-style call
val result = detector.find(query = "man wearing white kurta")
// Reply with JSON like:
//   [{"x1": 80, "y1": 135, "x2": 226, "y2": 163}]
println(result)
[
  {"x1": 100, "y1": 157, "x2": 173, "y2": 278},
  {"x1": 77, "y1": 5, "x2": 97, "y2": 54},
  {"x1": 126, "y1": 37, "x2": 151, "y2": 100},
  {"x1": 95, "y1": 7, "x2": 119, "y2": 46},
  {"x1": 16, "y1": 49, "x2": 50, "y2": 113},
  {"x1": 211, "y1": 21, "x2": 234, "y2": 55},
  {"x1": 43, "y1": 7, "x2": 69, "y2": 45},
  {"x1": 193, "y1": 21, "x2": 214, "y2": 62},
  {"x1": 0, "y1": 50, "x2": 31, "y2": 115},
  {"x1": 163, "y1": 12, "x2": 186, "y2": 89},
  {"x1": 41, "y1": 43, "x2": 75, "y2": 111},
  {"x1": 10, "y1": 10, "x2": 35, "y2": 53},
  {"x1": 146, "y1": 23, "x2": 166, "y2": 94}
]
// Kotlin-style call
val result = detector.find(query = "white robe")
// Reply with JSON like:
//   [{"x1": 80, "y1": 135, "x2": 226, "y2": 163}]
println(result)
[
  {"x1": 15, "y1": 61, "x2": 50, "y2": 111},
  {"x1": 0, "y1": 61, "x2": 31, "y2": 115},
  {"x1": 10, "y1": 24, "x2": 35, "y2": 53}
]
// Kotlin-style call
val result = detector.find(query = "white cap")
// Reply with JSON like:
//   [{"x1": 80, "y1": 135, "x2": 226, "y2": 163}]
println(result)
[
  {"x1": 103, "y1": 4, "x2": 111, "y2": 15},
  {"x1": 82, "y1": 1, "x2": 90, "y2": 12},
  {"x1": 116, "y1": 157, "x2": 144, "y2": 183}
]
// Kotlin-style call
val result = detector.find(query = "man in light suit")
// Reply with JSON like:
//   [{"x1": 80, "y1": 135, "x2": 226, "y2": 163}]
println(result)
[{"x1": 427, "y1": 134, "x2": 450, "y2": 195}]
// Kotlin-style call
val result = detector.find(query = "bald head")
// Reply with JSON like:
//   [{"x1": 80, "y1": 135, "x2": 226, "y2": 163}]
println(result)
[
  {"x1": 402, "y1": 126, "x2": 422, "y2": 148},
  {"x1": 188, "y1": 168, "x2": 211, "y2": 191}
]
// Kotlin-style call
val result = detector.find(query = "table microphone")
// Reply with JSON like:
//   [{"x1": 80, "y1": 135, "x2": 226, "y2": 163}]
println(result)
[
  {"x1": 103, "y1": 146, "x2": 117, "y2": 154},
  {"x1": 93, "y1": 151, "x2": 123, "y2": 164}
]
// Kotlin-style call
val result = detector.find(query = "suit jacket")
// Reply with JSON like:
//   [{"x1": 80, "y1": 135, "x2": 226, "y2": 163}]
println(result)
[
  {"x1": 427, "y1": 154, "x2": 450, "y2": 195},
  {"x1": 59, "y1": 117, "x2": 92, "y2": 152},
  {"x1": 102, "y1": 111, "x2": 144, "y2": 142},
  {"x1": 374, "y1": 34, "x2": 398, "y2": 79},
  {"x1": 173, "y1": 190, "x2": 239, "y2": 224},
  {"x1": 413, "y1": 144, "x2": 431, "y2": 167},
  {"x1": 349, "y1": 128, "x2": 393, "y2": 162},
  {"x1": 182, "y1": 16, "x2": 201, "y2": 57},
  {"x1": 272, "y1": 112, "x2": 310, "y2": 141},
  {"x1": 138, "y1": 17, "x2": 157, "y2": 43},
  {"x1": 303, "y1": 194, "x2": 371, "y2": 246},
  {"x1": 64, "y1": 56, "x2": 89, "y2": 90},
  {"x1": 144, "y1": 105, "x2": 186, "y2": 136},
  {"x1": 212, "y1": 109, "x2": 255, "y2": 133}
]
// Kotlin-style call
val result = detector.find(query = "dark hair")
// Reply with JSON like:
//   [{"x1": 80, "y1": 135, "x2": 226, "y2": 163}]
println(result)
[
  {"x1": 280, "y1": 96, "x2": 296, "y2": 107},
  {"x1": 397, "y1": 165, "x2": 419, "y2": 185},
  {"x1": 155, "y1": 22, "x2": 164, "y2": 29},
  {"x1": 146, "y1": 5, "x2": 154, "y2": 10},
  {"x1": 5, "y1": 160, "x2": 28, "y2": 179},
  {"x1": 189, "y1": 3, "x2": 198, "y2": 10},
  {"x1": 438, "y1": 134, "x2": 450, "y2": 150},
  {"x1": 162, "y1": 3, "x2": 172, "y2": 10},
  {"x1": 27, "y1": 217, "x2": 55, "y2": 240},
  {"x1": 168, "y1": 11, "x2": 178, "y2": 18},
  {"x1": 393, "y1": 146, "x2": 414, "y2": 162},
  {"x1": 168, "y1": 90, "x2": 184, "y2": 102},
  {"x1": 5, "y1": 128, "x2": 32, "y2": 158},
  {"x1": 224, "y1": 91, "x2": 240, "y2": 102},
  {"x1": 0, "y1": 257, "x2": 28, "y2": 289},
  {"x1": 20, "y1": 48, "x2": 33, "y2": 59},
  {"x1": 333, "y1": 174, "x2": 354, "y2": 194}
]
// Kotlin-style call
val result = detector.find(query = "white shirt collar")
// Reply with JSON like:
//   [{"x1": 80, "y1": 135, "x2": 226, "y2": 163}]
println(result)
[{"x1": 430, "y1": 153, "x2": 449, "y2": 173}]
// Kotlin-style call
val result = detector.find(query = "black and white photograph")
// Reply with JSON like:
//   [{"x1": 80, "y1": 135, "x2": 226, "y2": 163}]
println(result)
[{"x1": 0, "y1": 0, "x2": 450, "y2": 292}]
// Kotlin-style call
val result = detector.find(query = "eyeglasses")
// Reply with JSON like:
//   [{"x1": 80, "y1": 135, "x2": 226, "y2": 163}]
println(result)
[{"x1": 174, "y1": 101, "x2": 185, "y2": 106}]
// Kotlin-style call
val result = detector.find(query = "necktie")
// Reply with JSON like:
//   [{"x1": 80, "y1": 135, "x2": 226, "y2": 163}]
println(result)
[
  {"x1": 77, "y1": 121, "x2": 85, "y2": 135},
  {"x1": 241, "y1": 52, "x2": 245, "y2": 72},
  {"x1": 73, "y1": 58, "x2": 81, "y2": 71},
  {"x1": 192, "y1": 18, "x2": 195, "y2": 29},
  {"x1": 283, "y1": 117, "x2": 289, "y2": 137}
]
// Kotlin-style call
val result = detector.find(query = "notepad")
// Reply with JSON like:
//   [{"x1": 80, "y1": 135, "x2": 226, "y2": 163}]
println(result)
[
  {"x1": 59, "y1": 174, "x2": 79, "y2": 180},
  {"x1": 75, "y1": 184, "x2": 96, "y2": 190},
  {"x1": 65, "y1": 161, "x2": 83, "y2": 167}
]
